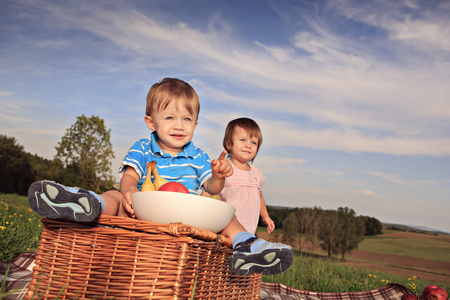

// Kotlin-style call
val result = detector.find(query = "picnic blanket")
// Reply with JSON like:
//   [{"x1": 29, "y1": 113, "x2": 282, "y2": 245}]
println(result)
[
  {"x1": 259, "y1": 281, "x2": 414, "y2": 300},
  {"x1": 1, "y1": 251, "x2": 414, "y2": 300},
  {"x1": 0, "y1": 252, "x2": 35, "y2": 300}
]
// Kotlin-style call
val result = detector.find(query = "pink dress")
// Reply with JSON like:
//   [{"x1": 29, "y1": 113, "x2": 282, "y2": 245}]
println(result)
[{"x1": 218, "y1": 162, "x2": 264, "y2": 234}]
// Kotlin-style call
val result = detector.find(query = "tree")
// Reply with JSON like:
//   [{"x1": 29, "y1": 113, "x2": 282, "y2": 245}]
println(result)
[
  {"x1": 304, "y1": 207, "x2": 322, "y2": 255},
  {"x1": 336, "y1": 207, "x2": 365, "y2": 261},
  {"x1": 361, "y1": 216, "x2": 383, "y2": 235},
  {"x1": 0, "y1": 135, "x2": 35, "y2": 195},
  {"x1": 318, "y1": 209, "x2": 341, "y2": 260},
  {"x1": 55, "y1": 114, "x2": 115, "y2": 193},
  {"x1": 282, "y1": 210, "x2": 300, "y2": 251}
]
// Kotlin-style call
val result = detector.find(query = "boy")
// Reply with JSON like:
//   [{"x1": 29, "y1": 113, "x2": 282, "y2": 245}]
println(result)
[{"x1": 28, "y1": 78, "x2": 293, "y2": 276}]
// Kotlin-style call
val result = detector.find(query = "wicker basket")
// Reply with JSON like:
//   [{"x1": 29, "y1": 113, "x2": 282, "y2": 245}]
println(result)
[{"x1": 25, "y1": 215, "x2": 262, "y2": 299}]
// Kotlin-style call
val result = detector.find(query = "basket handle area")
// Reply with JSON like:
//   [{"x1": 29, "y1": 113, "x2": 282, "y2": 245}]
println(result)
[{"x1": 41, "y1": 215, "x2": 232, "y2": 247}]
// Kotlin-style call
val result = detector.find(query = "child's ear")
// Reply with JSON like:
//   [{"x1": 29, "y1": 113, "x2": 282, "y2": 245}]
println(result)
[
  {"x1": 144, "y1": 116, "x2": 156, "y2": 131},
  {"x1": 224, "y1": 142, "x2": 231, "y2": 153}
]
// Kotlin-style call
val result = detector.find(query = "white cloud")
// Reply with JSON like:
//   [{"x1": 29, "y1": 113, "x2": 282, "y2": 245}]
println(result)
[
  {"x1": 366, "y1": 171, "x2": 408, "y2": 185},
  {"x1": 361, "y1": 189, "x2": 383, "y2": 197}
]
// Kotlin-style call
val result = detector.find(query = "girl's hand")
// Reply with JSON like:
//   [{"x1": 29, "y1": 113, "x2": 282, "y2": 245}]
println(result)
[
  {"x1": 211, "y1": 150, "x2": 233, "y2": 178},
  {"x1": 263, "y1": 217, "x2": 275, "y2": 234}
]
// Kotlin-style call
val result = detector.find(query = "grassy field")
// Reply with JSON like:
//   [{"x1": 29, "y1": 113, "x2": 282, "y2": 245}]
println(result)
[
  {"x1": 1, "y1": 193, "x2": 448, "y2": 298},
  {"x1": 0, "y1": 193, "x2": 42, "y2": 262},
  {"x1": 358, "y1": 230, "x2": 450, "y2": 263}
]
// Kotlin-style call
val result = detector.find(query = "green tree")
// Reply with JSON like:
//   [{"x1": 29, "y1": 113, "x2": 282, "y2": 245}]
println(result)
[
  {"x1": 282, "y1": 210, "x2": 300, "y2": 251},
  {"x1": 263, "y1": 206, "x2": 296, "y2": 229},
  {"x1": 0, "y1": 135, "x2": 35, "y2": 195},
  {"x1": 361, "y1": 216, "x2": 383, "y2": 235},
  {"x1": 336, "y1": 207, "x2": 365, "y2": 261},
  {"x1": 318, "y1": 209, "x2": 341, "y2": 260},
  {"x1": 27, "y1": 153, "x2": 64, "y2": 182},
  {"x1": 304, "y1": 206, "x2": 322, "y2": 255},
  {"x1": 55, "y1": 114, "x2": 115, "y2": 193}
]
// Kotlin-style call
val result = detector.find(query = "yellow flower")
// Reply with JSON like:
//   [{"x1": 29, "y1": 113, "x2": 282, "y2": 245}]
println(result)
[{"x1": 0, "y1": 226, "x2": 6, "y2": 230}]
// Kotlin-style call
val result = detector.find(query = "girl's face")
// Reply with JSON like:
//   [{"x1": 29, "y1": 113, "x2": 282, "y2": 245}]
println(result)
[
  {"x1": 228, "y1": 126, "x2": 259, "y2": 164},
  {"x1": 145, "y1": 100, "x2": 198, "y2": 155}
]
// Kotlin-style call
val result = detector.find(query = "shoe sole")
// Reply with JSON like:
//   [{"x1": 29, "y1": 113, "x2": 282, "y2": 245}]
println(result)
[
  {"x1": 28, "y1": 181, "x2": 101, "y2": 222},
  {"x1": 229, "y1": 248, "x2": 293, "y2": 275}
]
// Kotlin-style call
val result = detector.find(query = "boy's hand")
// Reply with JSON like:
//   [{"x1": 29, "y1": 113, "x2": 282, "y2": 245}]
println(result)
[
  {"x1": 211, "y1": 150, "x2": 233, "y2": 178},
  {"x1": 123, "y1": 189, "x2": 138, "y2": 218}
]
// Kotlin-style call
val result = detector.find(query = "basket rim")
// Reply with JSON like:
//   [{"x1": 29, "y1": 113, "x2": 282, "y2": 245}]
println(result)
[{"x1": 40, "y1": 215, "x2": 232, "y2": 247}]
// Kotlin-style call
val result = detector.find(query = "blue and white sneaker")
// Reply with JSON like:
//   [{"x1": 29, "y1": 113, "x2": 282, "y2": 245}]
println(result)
[
  {"x1": 229, "y1": 237, "x2": 293, "y2": 275},
  {"x1": 28, "y1": 180, "x2": 103, "y2": 222}
]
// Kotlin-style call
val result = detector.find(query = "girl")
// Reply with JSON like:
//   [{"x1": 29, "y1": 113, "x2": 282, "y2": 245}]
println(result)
[{"x1": 219, "y1": 117, "x2": 275, "y2": 235}]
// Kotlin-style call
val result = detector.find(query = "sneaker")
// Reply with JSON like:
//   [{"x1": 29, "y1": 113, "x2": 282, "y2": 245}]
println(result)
[
  {"x1": 28, "y1": 180, "x2": 102, "y2": 222},
  {"x1": 229, "y1": 237, "x2": 293, "y2": 275}
]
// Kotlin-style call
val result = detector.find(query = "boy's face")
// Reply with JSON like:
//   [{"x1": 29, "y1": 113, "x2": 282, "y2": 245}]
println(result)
[
  {"x1": 227, "y1": 126, "x2": 258, "y2": 164},
  {"x1": 145, "y1": 100, "x2": 198, "y2": 155}
]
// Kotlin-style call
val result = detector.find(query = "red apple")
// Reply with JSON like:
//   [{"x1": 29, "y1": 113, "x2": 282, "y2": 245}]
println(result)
[
  {"x1": 419, "y1": 285, "x2": 447, "y2": 300},
  {"x1": 420, "y1": 285, "x2": 438, "y2": 300},
  {"x1": 402, "y1": 293, "x2": 418, "y2": 300},
  {"x1": 158, "y1": 182, "x2": 189, "y2": 193}
]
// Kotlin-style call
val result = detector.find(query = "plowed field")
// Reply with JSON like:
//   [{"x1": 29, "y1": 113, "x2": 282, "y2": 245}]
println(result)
[{"x1": 343, "y1": 231, "x2": 450, "y2": 285}]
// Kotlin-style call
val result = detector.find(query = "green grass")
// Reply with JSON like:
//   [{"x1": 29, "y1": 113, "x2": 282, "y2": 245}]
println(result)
[
  {"x1": 0, "y1": 194, "x2": 42, "y2": 262},
  {"x1": 262, "y1": 252, "x2": 446, "y2": 296}
]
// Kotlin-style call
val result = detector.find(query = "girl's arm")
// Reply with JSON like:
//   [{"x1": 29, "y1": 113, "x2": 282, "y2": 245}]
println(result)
[{"x1": 260, "y1": 191, "x2": 275, "y2": 233}]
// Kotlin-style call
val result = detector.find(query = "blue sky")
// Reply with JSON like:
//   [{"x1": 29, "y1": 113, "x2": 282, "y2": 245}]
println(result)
[{"x1": 1, "y1": 0, "x2": 449, "y2": 233}]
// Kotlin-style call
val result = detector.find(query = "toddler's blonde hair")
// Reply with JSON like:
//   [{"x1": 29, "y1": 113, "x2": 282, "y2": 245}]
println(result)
[{"x1": 146, "y1": 78, "x2": 200, "y2": 120}]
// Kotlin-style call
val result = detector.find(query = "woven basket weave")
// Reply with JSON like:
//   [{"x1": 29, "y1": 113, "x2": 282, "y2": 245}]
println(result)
[{"x1": 25, "y1": 215, "x2": 262, "y2": 299}]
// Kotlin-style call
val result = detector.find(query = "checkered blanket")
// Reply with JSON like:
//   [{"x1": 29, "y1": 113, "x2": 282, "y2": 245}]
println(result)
[
  {"x1": 0, "y1": 252, "x2": 35, "y2": 300},
  {"x1": 259, "y1": 281, "x2": 414, "y2": 300},
  {"x1": 1, "y1": 252, "x2": 414, "y2": 300}
]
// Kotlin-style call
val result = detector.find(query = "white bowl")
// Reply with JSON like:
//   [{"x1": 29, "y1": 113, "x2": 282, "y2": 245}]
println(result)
[{"x1": 131, "y1": 191, "x2": 236, "y2": 233}]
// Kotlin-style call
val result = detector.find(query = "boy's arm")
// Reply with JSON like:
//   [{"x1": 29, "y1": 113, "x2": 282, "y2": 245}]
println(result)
[
  {"x1": 203, "y1": 150, "x2": 233, "y2": 195},
  {"x1": 260, "y1": 191, "x2": 275, "y2": 233},
  {"x1": 120, "y1": 168, "x2": 141, "y2": 216}
]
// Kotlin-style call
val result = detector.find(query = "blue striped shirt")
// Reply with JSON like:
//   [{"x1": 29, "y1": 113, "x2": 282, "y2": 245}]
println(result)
[{"x1": 118, "y1": 132, "x2": 212, "y2": 194}]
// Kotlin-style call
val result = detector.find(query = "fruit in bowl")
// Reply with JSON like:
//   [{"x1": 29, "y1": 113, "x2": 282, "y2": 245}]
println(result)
[
  {"x1": 131, "y1": 191, "x2": 236, "y2": 233},
  {"x1": 158, "y1": 182, "x2": 189, "y2": 193}
]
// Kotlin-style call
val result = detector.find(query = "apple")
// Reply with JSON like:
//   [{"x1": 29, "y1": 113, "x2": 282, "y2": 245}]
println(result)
[
  {"x1": 419, "y1": 285, "x2": 448, "y2": 300},
  {"x1": 420, "y1": 285, "x2": 438, "y2": 300},
  {"x1": 158, "y1": 182, "x2": 189, "y2": 193},
  {"x1": 402, "y1": 293, "x2": 418, "y2": 300}
]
